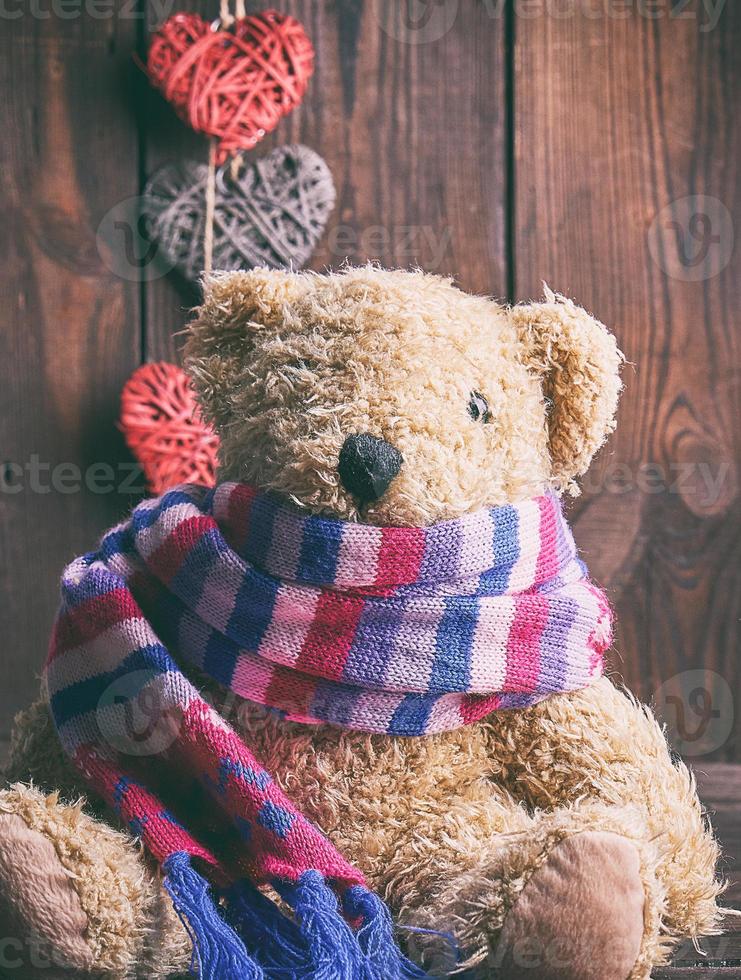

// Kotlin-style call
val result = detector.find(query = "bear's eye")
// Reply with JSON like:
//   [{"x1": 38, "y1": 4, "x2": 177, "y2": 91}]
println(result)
[{"x1": 468, "y1": 390, "x2": 491, "y2": 423}]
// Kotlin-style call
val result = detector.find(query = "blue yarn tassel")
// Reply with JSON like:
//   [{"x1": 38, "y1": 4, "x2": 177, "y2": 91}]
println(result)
[
  {"x1": 344, "y1": 885, "x2": 431, "y2": 979},
  {"x1": 163, "y1": 852, "x2": 264, "y2": 980},
  {"x1": 225, "y1": 877, "x2": 310, "y2": 975},
  {"x1": 277, "y1": 870, "x2": 365, "y2": 979},
  {"x1": 226, "y1": 871, "x2": 434, "y2": 979}
]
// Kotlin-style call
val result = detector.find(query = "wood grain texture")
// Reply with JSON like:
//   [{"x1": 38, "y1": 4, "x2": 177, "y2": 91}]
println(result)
[
  {"x1": 663, "y1": 918, "x2": 741, "y2": 968},
  {"x1": 696, "y1": 764, "x2": 741, "y2": 907},
  {"x1": 0, "y1": 9, "x2": 140, "y2": 740},
  {"x1": 659, "y1": 915, "x2": 741, "y2": 976},
  {"x1": 651, "y1": 763, "x2": 741, "y2": 976},
  {"x1": 0, "y1": 8, "x2": 739, "y2": 975},
  {"x1": 514, "y1": 2, "x2": 741, "y2": 760},
  {"x1": 656, "y1": 973, "x2": 741, "y2": 979},
  {"x1": 142, "y1": 0, "x2": 507, "y2": 360}
]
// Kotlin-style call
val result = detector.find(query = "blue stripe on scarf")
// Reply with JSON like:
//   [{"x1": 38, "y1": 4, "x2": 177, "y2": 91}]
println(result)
[
  {"x1": 50, "y1": 642, "x2": 174, "y2": 727},
  {"x1": 202, "y1": 630, "x2": 241, "y2": 687},
  {"x1": 310, "y1": 679, "x2": 361, "y2": 727},
  {"x1": 215, "y1": 496, "x2": 282, "y2": 654},
  {"x1": 99, "y1": 526, "x2": 136, "y2": 563},
  {"x1": 295, "y1": 515, "x2": 343, "y2": 584},
  {"x1": 228, "y1": 569, "x2": 280, "y2": 652},
  {"x1": 170, "y1": 526, "x2": 226, "y2": 609},
  {"x1": 495, "y1": 691, "x2": 541, "y2": 709},
  {"x1": 243, "y1": 494, "x2": 279, "y2": 567},
  {"x1": 539, "y1": 596, "x2": 578, "y2": 691},
  {"x1": 388, "y1": 693, "x2": 435, "y2": 736},
  {"x1": 429, "y1": 596, "x2": 477, "y2": 692},
  {"x1": 60, "y1": 562, "x2": 130, "y2": 609},
  {"x1": 130, "y1": 488, "x2": 199, "y2": 535},
  {"x1": 478, "y1": 503, "x2": 519, "y2": 594},
  {"x1": 417, "y1": 520, "x2": 452, "y2": 582},
  {"x1": 342, "y1": 598, "x2": 407, "y2": 688}
]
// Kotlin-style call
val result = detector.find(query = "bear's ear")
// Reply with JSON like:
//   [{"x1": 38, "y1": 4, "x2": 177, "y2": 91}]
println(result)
[
  {"x1": 510, "y1": 288, "x2": 624, "y2": 492},
  {"x1": 183, "y1": 268, "x2": 313, "y2": 428}
]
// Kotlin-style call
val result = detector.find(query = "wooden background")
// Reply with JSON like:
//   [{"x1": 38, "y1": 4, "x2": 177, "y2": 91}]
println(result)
[
  {"x1": 0, "y1": 2, "x2": 738, "y2": 759},
  {"x1": 1, "y1": 2, "x2": 740, "y2": 973}
]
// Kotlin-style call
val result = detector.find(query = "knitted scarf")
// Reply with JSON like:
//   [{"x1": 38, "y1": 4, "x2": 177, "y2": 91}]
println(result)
[{"x1": 45, "y1": 483, "x2": 611, "y2": 979}]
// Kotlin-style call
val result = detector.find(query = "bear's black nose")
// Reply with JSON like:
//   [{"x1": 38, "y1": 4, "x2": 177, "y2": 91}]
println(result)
[{"x1": 338, "y1": 433, "x2": 403, "y2": 502}]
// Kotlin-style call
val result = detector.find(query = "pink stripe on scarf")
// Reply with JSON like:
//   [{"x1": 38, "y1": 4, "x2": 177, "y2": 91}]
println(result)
[
  {"x1": 375, "y1": 526, "x2": 426, "y2": 587},
  {"x1": 74, "y1": 744, "x2": 219, "y2": 869},
  {"x1": 333, "y1": 524, "x2": 383, "y2": 588},
  {"x1": 49, "y1": 588, "x2": 143, "y2": 662},
  {"x1": 534, "y1": 495, "x2": 561, "y2": 584},
  {"x1": 227, "y1": 483, "x2": 259, "y2": 552},
  {"x1": 147, "y1": 515, "x2": 215, "y2": 583},
  {"x1": 257, "y1": 585, "x2": 321, "y2": 665},
  {"x1": 262, "y1": 664, "x2": 319, "y2": 722},
  {"x1": 503, "y1": 595, "x2": 549, "y2": 693},
  {"x1": 459, "y1": 692, "x2": 502, "y2": 726},
  {"x1": 295, "y1": 591, "x2": 365, "y2": 678}
]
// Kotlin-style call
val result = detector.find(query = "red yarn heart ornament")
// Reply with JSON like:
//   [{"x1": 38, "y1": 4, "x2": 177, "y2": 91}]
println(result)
[
  {"x1": 120, "y1": 363, "x2": 220, "y2": 495},
  {"x1": 147, "y1": 11, "x2": 314, "y2": 163}
]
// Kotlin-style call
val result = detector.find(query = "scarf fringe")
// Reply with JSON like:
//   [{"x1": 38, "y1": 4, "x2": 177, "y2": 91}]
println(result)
[
  {"x1": 225, "y1": 876, "x2": 311, "y2": 973},
  {"x1": 164, "y1": 852, "x2": 263, "y2": 979},
  {"x1": 225, "y1": 871, "x2": 431, "y2": 979},
  {"x1": 278, "y1": 870, "x2": 365, "y2": 977},
  {"x1": 344, "y1": 883, "x2": 431, "y2": 978}
]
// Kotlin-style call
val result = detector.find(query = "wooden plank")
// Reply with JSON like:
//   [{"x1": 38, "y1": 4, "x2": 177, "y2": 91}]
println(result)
[
  {"x1": 142, "y1": 0, "x2": 508, "y2": 360},
  {"x1": 514, "y1": 2, "x2": 741, "y2": 760},
  {"x1": 655, "y1": 972, "x2": 741, "y2": 979},
  {"x1": 663, "y1": 911, "x2": 741, "y2": 971},
  {"x1": 659, "y1": 764, "x2": 740, "y2": 974},
  {"x1": 696, "y1": 764, "x2": 741, "y2": 907},
  {"x1": 0, "y1": 11, "x2": 140, "y2": 739},
  {"x1": 140, "y1": 0, "x2": 211, "y2": 361}
]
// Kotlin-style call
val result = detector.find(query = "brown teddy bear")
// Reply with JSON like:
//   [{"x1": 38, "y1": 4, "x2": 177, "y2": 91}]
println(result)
[{"x1": 0, "y1": 266, "x2": 723, "y2": 980}]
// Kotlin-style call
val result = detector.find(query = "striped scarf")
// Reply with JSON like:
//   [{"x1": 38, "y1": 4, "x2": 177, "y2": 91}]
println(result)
[{"x1": 45, "y1": 483, "x2": 611, "y2": 979}]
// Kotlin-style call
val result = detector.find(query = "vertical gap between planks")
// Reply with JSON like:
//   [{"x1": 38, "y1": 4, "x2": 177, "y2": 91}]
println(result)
[
  {"x1": 504, "y1": 0, "x2": 516, "y2": 304},
  {"x1": 136, "y1": 0, "x2": 149, "y2": 364}
]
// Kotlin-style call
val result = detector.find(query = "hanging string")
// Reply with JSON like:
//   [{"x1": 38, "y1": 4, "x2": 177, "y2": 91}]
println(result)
[
  {"x1": 204, "y1": 138, "x2": 218, "y2": 276},
  {"x1": 205, "y1": 0, "x2": 245, "y2": 274},
  {"x1": 230, "y1": 154, "x2": 243, "y2": 181},
  {"x1": 218, "y1": 0, "x2": 232, "y2": 27},
  {"x1": 228, "y1": 0, "x2": 245, "y2": 177},
  {"x1": 218, "y1": 0, "x2": 245, "y2": 28}
]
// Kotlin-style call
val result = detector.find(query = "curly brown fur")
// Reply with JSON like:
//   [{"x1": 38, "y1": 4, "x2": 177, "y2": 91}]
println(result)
[
  {"x1": 482, "y1": 678, "x2": 724, "y2": 947},
  {"x1": 185, "y1": 266, "x2": 622, "y2": 525},
  {"x1": 0, "y1": 783, "x2": 190, "y2": 978},
  {"x1": 510, "y1": 286, "x2": 624, "y2": 493},
  {"x1": 1, "y1": 267, "x2": 723, "y2": 979}
]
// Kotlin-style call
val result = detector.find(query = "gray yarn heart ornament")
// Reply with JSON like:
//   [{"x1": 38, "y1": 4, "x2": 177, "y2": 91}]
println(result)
[{"x1": 142, "y1": 144, "x2": 335, "y2": 281}]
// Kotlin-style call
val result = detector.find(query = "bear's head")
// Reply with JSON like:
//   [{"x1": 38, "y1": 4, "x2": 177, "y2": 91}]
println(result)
[{"x1": 185, "y1": 266, "x2": 622, "y2": 526}]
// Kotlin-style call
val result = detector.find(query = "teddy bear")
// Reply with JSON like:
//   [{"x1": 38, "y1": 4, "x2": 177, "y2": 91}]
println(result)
[{"x1": 0, "y1": 266, "x2": 724, "y2": 980}]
